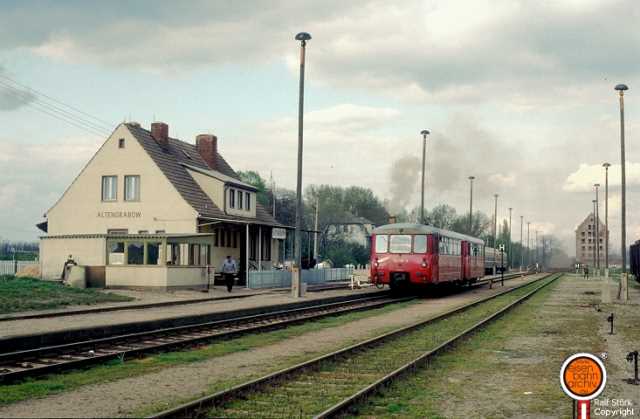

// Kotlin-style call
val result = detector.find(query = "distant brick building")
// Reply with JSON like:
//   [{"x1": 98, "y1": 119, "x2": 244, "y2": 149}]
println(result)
[{"x1": 575, "y1": 212, "x2": 607, "y2": 266}]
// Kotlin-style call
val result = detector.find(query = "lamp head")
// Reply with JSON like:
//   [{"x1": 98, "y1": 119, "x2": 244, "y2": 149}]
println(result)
[
  {"x1": 615, "y1": 83, "x2": 629, "y2": 91},
  {"x1": 469, "y1": 176, "x2": 475, "y2": 180},
  {"x1": 295, "y1": 32, "x2": 312, "y2": 41},
  {"x1": 420, "y1": 129, "x2": 430, "y2": 136},
  {"x1": 594, "y1": 183, "x2": 600, "y2": 187},
  {"x1": 603, "y1": 162, "x2": 611, "y2": 168}
]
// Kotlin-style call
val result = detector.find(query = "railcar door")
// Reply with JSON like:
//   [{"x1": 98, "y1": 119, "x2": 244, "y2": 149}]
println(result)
[
  {"x1": 462, "y1": 241, "x2": 470, "y2": 280},
  {"x1": 430, "y1": 234, "x2": 439, "y2": 282}
]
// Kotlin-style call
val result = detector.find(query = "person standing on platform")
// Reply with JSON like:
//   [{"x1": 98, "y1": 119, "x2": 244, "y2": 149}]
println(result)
[
  {"x1": 222, "y1": 255, "x2": 237, "y2": 292},
  {"x1": 583, "y1": 265, "x2": 589, "y2": 280}
]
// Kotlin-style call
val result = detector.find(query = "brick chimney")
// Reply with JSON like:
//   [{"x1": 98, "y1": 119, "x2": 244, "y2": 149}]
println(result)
[
  {"x1": 196, "y1": 134, "x2": 218, "y2": 170},
  {"x1": 151, "y1": 122, "x2": 169, "y2": 147}
]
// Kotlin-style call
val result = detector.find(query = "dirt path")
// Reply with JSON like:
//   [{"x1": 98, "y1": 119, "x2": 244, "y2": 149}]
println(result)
[{"x1": 0, "y1": 275, "x2": 543, "y2": 418}]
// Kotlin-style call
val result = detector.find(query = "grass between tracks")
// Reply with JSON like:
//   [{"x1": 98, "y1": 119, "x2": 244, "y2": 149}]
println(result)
[
  {"x1": 203, "y1": 276, "x2": 559, "y2": 418},
  {"x1": 0, "y1": 276, "x2": 132, "y2": 314},
  {"x1": 0, "y1": 299, "x2": 417, "y2": 406},
  {"x1": 351, "y1": 275, "x2": 603, "y2": 418}
]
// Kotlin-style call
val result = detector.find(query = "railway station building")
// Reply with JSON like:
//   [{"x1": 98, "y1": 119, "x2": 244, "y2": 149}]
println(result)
[{"x1": 38, "y1": 122, "x2": 288, "y2": 289}]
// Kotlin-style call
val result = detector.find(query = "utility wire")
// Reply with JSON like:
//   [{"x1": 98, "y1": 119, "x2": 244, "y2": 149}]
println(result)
[
  {"x1": 0, "y1": 81, "x2": 112, "y2": 134},
  {"x1": 1, "y1": 86, "x2": 109, "y2": 137},
  {"x1": 0, "y1": 73, "x2": 114, "y2": 130}
]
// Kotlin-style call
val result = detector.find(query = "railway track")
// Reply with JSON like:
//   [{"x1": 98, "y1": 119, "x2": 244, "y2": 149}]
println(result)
[
  {"x1": 0, "y1": 271, "x2": 525, "y2": 384},
  {"x1": 149, "y1": 272, "x2": 559, "y2": 418},
  {"x1": 0, "y1": 294, "x2": 413, "y2": 384}
]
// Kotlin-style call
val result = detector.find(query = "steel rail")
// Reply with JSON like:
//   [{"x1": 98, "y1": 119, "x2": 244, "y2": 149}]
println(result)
[
  {"x1": 314, "y1": 272, "x2": 560, "y2": 418},
  {"x1": 0, "y1": 294, "x2": 412, "y2": 384},
  {"x1": 149, "y1": 272, "x2": 554, "y2": 419}
]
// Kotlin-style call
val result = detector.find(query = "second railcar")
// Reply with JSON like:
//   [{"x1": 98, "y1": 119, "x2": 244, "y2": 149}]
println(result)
[{"x1": 370, "y1": 223, "x2": 485, "y2": 291}]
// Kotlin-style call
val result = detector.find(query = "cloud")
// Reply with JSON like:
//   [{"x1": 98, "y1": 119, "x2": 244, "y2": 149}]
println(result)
[
  {"x1": 563, "y1": 163, "x2": 640, "y2": 192},
  {"x1": 2, "y1": 1, "x2": 638, "y2": 104}
]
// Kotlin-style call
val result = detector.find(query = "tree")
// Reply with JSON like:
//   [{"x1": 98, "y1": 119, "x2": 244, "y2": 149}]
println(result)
[
  {"x1": 237, "y1": 170, "x2": 270, "y2": 208},
  {"x1": 427, "y1": 204, "x2": 457, "y2": 230}
]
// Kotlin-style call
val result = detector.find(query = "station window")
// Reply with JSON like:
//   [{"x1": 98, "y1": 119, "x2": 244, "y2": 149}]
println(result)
[
  {"x1": 124, "y1": 175, "x2": 140, "y2": 201},
  {"x1": 147, "y1": 242, "x2": 161, "y2": 265},
  {"x1": 127, "y1": 242, "x2": 144, "y2": 265},
  {"x1": 238, "y1": 191, "x2": 243, "y2": 209},
  {"x1": 118, "y1": 138, "x2": 125, "y2": 148},
  {"x1": 101, "y1": 175, "x2": 117, "y2": 201},
  {"x1": 245, "y1": 192, "x2": 251, "y2": 210},
  {"x1": 108, "y1": 242, "x2": 125, "y2": 265}
]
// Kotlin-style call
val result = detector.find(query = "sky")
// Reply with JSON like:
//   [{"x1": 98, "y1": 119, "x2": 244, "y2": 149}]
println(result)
[{"x1": 0, "y1": 0, "x2": 639, "y2": 256}]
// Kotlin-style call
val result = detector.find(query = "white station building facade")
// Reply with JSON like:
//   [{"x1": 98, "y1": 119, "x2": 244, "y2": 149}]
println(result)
[{"x1": 38, "y1": 122, "x2": 287, "y2": 289}]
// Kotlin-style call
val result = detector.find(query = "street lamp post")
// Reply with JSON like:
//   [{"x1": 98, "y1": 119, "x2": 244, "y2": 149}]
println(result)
[
  {"x1": 293, "y1": 32, "x2": 311, "y2": 298},
  {"x1": 520, "y1": 216, "x2": 524, "y2": 271},
  {"x1": 420, "y1": 130, "x2": 430, "y2": 224},
  {"x1": 535, "y1": 230, "x2": 539, "y2": 269},
  {"x1": 508, "y1": 207, "x2": 513, "y2": 269},
  {"x1": 493, "y1": 194, "x2": 499, "y2": 247},
  {"x1": 594, "y1": 183, "x2": 600, "y2": 276},
  {"x1": 468, "y1": 176, "x2": 475, "y2": 234},
  {"x1": 526, "y1": 221, "x2": 531, "y2": 268},
  {"x1": 615, "y1": 83, "x2": 629, "y2": 300},
  {"x1": 592, "y1": 199, "x2": 597, "y2": 272},
  {"x1": 603, "y1": 163, "x2": 611, "y2": 277}
]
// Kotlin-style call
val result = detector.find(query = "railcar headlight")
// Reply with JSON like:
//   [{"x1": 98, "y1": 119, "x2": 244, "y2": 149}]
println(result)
[{"x1": 421, "y1": 258, "x2": 427, "y2": 268}]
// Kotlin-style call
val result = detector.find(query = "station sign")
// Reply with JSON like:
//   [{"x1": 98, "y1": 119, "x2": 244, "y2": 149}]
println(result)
[
  {"x1": 272, "y1": 228, "x2": 287, "y2": 239},
  {"x1": 560, "y1": 353, "x2": 607, "y2": 419}
]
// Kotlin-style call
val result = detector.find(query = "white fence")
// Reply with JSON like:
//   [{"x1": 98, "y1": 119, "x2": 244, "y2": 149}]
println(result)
[
  {"x1": 247, "y1": 267, "x2": 354, "y2": 289},
  {"x1": 0, "y1": 260, "x2": 39, "y2": 276}
]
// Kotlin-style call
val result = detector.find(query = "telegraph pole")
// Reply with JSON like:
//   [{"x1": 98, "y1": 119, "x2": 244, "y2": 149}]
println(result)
[
  {"x1": 520, "y1": 216, "x2": 524, "y2": 271},
  {"x1": 603, "y1": 163, "x2": 610, "y2": 277},
  {"x1": 508, "y1": 207, "x2": 512, "y2": 268},
  {"x1": 313, "y1": 196, "x2": 319, "y2": 262},
  {"x1": 594, "y1": 183, "x2": 600, "y2": 276},
  {"x1": 468, "y1": 176, "x2": 475, "y2": 234},
  {"x1": 526, "y1": 221, "x2": 531, "y2": 268},
  {"x1": 493, "y1": 194, "x2": 498, "y2": 247}
]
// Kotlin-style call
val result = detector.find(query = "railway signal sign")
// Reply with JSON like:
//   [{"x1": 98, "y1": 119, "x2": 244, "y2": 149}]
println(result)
[
  {"x1": 560, "y1": 353, "x2": 607, "y2": 419},
  {"x1": 498, "y1": 244, "x2": 505, "y2": 251}
]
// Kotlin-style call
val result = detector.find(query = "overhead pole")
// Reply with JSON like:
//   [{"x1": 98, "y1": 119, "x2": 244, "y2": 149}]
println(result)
[
  {"x1": 293, "y1": 32, "x2": 311, "y2": 298},
  {"x1": 615, "y1": 83, "x2": 629, "y2": 300},
  {"x1": 603, "y1": 163, "x2": 611, "y2": 277},
  {"x1": 493, "y1": 194, "x2": 499, "y2": 247},
  {"x1": 420, "y1": 130, "x2": 430, "y2": 224},
  {"x1": 520, "y1": 216, "x2": 524, "y2": 271},
  {"x1": 526, "y1": 221, "x2": 531, "y2": 269},
  {"x1": 508, "y1": 207, "x2": 513, "y2": 269},
  {"x1": 594, "y1": 183, "x2": 600, "y2": 276},
  {"x1": 468, "y1": 176, "x2": 475, "y2": 234},
  {"x1": 592, "y1": 200, "x2": 597, "y2": 272}
]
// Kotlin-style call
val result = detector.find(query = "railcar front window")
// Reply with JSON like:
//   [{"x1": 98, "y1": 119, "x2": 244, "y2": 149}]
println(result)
[
  {"x1": 375, "y1": 235, "x2": 389, "y2": 253},
  {"x1": 390, "y1": 235, "x2": 412, "y2": 253},
  {"x1": 413, "y1": 235, "x2": 427, "y2": 253}
]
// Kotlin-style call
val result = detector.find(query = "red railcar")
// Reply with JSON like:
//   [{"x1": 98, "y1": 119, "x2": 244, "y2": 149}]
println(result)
[{"x1": 370, "y1": 223, "x2": 485, "y2": 291}]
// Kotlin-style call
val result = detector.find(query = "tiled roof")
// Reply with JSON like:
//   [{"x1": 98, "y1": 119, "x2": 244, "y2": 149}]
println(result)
[{"x1": 127, "y1": 123, "x2": 284, "y2": 227}]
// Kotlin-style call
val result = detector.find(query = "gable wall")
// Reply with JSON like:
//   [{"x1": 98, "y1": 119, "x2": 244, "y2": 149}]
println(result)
[{"x1": 46, "y1": 125, "x2": 198, "y2": 235}]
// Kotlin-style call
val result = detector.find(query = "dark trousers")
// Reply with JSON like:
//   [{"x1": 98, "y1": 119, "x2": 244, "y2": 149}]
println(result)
[{"x1": 224, "y1": 273, "x2": 235, "y2": 292}]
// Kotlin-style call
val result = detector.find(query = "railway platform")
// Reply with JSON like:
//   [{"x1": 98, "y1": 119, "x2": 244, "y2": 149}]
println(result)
[{"x1": 0, "y1": 283, "x2": 382, "y2": 342}]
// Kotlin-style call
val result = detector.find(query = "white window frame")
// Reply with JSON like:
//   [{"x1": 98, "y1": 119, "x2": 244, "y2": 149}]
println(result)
[
  {"x1": 229, "y1": 189, "x2": 236, "y2": 209},
  {"x1": 101, "y1": 175, "x2": 117, "y2": 201},
  {"x1": 124, "y1": 175, "x2": 140, "y2": 202}
]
